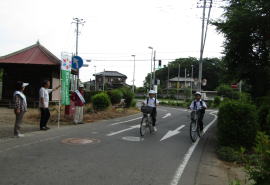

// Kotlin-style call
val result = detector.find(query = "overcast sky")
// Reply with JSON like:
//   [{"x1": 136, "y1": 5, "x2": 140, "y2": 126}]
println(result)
[{"x1": 0, "y1": 0, "x2": 225, "y2": 87}]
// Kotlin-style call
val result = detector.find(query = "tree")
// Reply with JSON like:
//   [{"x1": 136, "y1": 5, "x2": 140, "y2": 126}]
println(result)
[
  {"x1": 143, "y1": 57, "x2": 225, "y2": 91},
  {"x1": 213, "y1": 0, "x2": 270, "y2": 98}
]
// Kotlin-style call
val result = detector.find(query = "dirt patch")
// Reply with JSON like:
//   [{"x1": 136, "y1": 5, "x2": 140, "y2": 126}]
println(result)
[{"x1": 0, "y1": 106, "x2": 140, "y2": 139}]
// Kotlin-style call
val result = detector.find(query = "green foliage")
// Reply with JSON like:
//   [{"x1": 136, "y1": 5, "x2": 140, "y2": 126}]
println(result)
[
  {"x1": 217, "y1": 146, "x2": 243, "y2": 163},
  {"x1": 136, "y1": 87, "x2": 146, "y2": 94},
  {"x1": 243, "y1": 132, "x2": 270, "y2": 185},
  {"x1": 213, "y1": 0, "x2": 270, "y2": 98},
  {"x1": 255, "y1": 96, "x2": 270, "y2": 107},
  {"x1": 217, "y1": 100, "x2": 259, "y2": 149},
  {"x1": 120, "y1": 87, "x2": 134, "y2": 108},
  {"x1": 107, "y1": 89, "x2": 123, "y2": 105},
  {"x1": 214, "y1": 96, "x2": 221, "y2": 106},
  {"x1": 257, "y1": 105, "x2": 270, "y2": 135},
  {"x1": 216, "y1": 84, "x2": 240, "y2": 99},
  {"x1": 131, "y1": 99, "x2": 137, "y2": 107},
  {"x1": 84, "y1": 91, "x2": 100, "y2": 104},
  {"x1": 92, "y1": 93, "x2": 111, "y2": 111}
]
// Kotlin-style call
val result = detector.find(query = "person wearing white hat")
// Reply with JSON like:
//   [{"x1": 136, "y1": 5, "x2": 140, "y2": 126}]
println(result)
[
  {"x1": 13, "y1": 81, "x2": 29, "y2": 137},
  {"x1": 71, "y1": 84, "x2": 86, "y2": 124},
  {"x1": 143, "y1": 90, "x2": 159, "y2": 132},
  {"x1": 189, "y1": 92, "x2": 207, "y2": 133}
]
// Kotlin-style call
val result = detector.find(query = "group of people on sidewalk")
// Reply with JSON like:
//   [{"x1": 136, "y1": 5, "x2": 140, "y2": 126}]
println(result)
[{"x1": 13, "y1": 80, "x2": 85, "y2": 137}]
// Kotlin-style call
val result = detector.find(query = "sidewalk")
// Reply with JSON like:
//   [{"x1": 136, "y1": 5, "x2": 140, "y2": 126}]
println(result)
[{"x1": 195, "y1": 126, "x2": 248, "y2": 185}]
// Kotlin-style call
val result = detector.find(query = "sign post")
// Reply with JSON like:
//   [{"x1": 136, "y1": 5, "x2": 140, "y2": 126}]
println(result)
[{"x1": 61, "y1": 54, "x2": 72, "y2": 105}]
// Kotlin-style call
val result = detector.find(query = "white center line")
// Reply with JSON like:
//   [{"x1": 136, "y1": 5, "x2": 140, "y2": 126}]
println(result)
[{"x1": 110, "y1": 117, "x2": 142, "y2": 126}]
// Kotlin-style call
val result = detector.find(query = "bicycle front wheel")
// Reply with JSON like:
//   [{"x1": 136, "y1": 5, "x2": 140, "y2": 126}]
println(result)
[
  {"x1": 140, "y1": 117, "x2": 147, "y2": 137},
  {"x1": 190, "y1": 120, "x2": 198, "y2": 142}
]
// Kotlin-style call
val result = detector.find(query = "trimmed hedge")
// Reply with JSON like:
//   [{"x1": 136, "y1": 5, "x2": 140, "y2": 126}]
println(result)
[
  {"x1": 217, "y1": 100, "x2": 259, "y2": 149},
  {"x1": 257, "y1": 104, "x2": 270, "y2": 135},
  {"x1": 84, "y1": 91, "x2": 100, "y2": 103},
  {"x1": 107, "y1": 89, "x2": 123, "y2": 105},
  {"x1": 92, "y1": 93, "x2": 111, "y2": 111}
]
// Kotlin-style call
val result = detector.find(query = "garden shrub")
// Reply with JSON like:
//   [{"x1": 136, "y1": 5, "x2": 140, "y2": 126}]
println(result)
[
  {"x1": 217, "y1": 100, "x2": 258, "y2": 149},
  {"x1": 120, "y1": 88, "x2": 134, "y2": 108},
  {"x1": 216, "y1": 146, "x2": 243, "y2": 163},
  {"x1": 107, "y1": 89, "x2": 123, "y2": 105},
  {"x1": 84, "y1": 91, "x2": 99, "y2": 103},
  {"x1": 131, "y1": 99, "x2": 137, "y2": 107},
  {"x1": 257, "y1": 104, "x2": 270, "y2": 135},
  {"x1": 214, "y1": 96, "x2": 221, "y2": 106},
  {"x1": 243, "y1": 132, "x2": 270, "y2": 185},
  {"x1": 216, "y1": 84, "x2": 240, "y2": 99},
  {"x1": 92, "y1": 92, "x2": 111, "y2": 111},
  {"x1": 255, "y1": 96, "x2": 270, "y2": 107}
]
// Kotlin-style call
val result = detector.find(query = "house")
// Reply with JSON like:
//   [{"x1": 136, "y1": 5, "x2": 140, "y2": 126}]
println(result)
[
  {"x1": 0, "y1": 42, "x2": 61, "y2": 106},
  {"x1": 93, "y1": 71, "x2": 127, "y2": 90},
  {"x1": 168, "y1": 77, "x2": 197, "y2": 89}
]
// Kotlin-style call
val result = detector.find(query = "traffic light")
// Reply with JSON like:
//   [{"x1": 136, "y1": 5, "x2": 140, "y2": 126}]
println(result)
[{"x1": 158, "y1": 60, "x2": 162, "y2": 67}]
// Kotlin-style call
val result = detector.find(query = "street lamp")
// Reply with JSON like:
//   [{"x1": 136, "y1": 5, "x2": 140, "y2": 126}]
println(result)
[
  {"x1": 131, "y1": 55, "x2": 136, "y2": 93},
  {"x1": 148, "y1": 46, "x2": 154, "y2": 90}
]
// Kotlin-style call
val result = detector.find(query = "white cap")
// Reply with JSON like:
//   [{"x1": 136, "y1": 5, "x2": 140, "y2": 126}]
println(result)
[
  {"x1": 79, "y1": 84, "x2": 84, "y2": 88},
  {"x1": 194, "y1": 92, "x2": 202, "y2": 96},
  {"x1": 22, "y1": 83, "x2": 29, "y2": 87},
  {"x1": 148, "y1": 90, "x2": 156, "y2": 94}
]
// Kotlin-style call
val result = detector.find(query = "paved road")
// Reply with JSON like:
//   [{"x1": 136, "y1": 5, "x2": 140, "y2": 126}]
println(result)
[{"x1": 0, "y1": 106, "x2": 217, "y2": 185}]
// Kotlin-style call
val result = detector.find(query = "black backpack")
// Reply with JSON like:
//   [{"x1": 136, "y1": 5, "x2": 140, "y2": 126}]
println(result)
[{"x1": 193, "y1": 100, "x2": 205, "y2": 113}]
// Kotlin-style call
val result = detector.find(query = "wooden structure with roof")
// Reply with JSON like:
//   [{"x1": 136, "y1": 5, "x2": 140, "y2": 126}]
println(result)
[{"x1": 0, "y1": 42, "x2": 61, "y2": 105}]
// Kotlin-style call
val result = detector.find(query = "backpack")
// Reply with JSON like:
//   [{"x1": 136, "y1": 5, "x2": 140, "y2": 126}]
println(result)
[{"x1": 193, "y1": 100, "x2": 205, "y2": 113}]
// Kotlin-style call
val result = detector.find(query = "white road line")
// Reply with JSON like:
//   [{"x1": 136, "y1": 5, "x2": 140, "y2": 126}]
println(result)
[
  {"x1": 107, "y1": 125, "x2": 140, "y2": 136},
  {"x1": 170, "y1": 111, "x2": 218, "y2": 185},
  {"x1": 162, "y1": 113, "x2": 172, "y2": 119},
  {"x1": 0, "y1": 135, "x2": 65, "y2": 154},
  {"x1": 110, "y1": 117, "x2": 142, "y2": 126},
  {"x1": 158, "y1": 108, "x2": 168, "y2": 112},
  {"x1": 160, "y1": 125, "x2": 185, "y2": 141}
]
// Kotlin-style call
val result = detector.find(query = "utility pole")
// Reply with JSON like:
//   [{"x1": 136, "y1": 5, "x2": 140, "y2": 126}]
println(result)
[
  {"x1": 72, "y1": 18, "x2": 85, "y2": 89},
  {"x1": 185, "y1": 68, "x2": 187, "y2": 87},
  {"x1": 153, "y1": 50, "x2": 156, "y2": 88},
  {"x1": 148, "y1": 46, "x2": 154, "y2": 90},
  {"x1": 191, "y1": 65, "x2": 194, "y2": 98},
  {"x1": 177, "y1": 63, "x2": 180, "y2": 100},
  {"x1": 94, "y1": 65, "x2": 97, "y2": 91},
  {"x1": 167, "y1": 64, "x2": 170, "y2": 97},
  {"x1": 131, "y1": 55, "x2": 136, "y2": 93},
  {"x1": 103, "y1": 69, "x2": 105, "y2": 91}
]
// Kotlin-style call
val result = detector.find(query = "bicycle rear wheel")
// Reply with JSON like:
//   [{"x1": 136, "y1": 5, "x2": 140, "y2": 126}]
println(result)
[
  {"x1": 190, "y1": 120, "x2": 198, "y2": 142},
  {"x1": 140, "y1": 117, "x2": 147, "y2": 137}
]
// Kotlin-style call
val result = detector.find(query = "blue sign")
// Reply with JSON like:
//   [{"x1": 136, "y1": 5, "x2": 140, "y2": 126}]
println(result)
[{"x1": 72, "y1": 56, "x2": 83, "y2": 69}]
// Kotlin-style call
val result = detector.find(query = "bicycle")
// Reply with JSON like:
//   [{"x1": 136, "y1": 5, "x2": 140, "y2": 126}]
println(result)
[
  {"x1": 140, "y1": 106, "x2": 154, "y2": 137},
  {"x1": 189, "y1": 110, "x2": 202, "y2": 142}
]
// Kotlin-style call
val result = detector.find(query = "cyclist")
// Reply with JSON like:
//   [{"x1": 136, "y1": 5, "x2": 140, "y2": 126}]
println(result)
[
  {"x1": 143, "y1": 90, "x2": 159, "y2": 132},
  {"x1": 189, "y1": 92, "x2": 207, "y2": 133}
]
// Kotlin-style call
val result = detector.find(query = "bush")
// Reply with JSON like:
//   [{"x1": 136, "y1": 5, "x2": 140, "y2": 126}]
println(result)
[
  {"x1": 131, "y1": 99, "x2": 137, "y2": 107},
  {"x1": 257, "y1": 104, "x2": 270, "y2": 135},
  {"x1": 255, "y1": 96, "x2": 270, "y2": 107},
  {"x1": 107, "y1": 89, "x2": 123, "y2": 105},
  {"x1": 92, "y1": 93, "x2": 111, "y2": 111},
  {"x1": 84, "y1": 91, "x2": 99, "y2": 103},
  {"x1": 120, "y1": 88, "x2": 134, "y2": 108},
  {"x1": 243, "y1": 132, "x2": 270, "y2": 185},
  {"x1": 214, "y1": 96, "x2": 221, "y2": 106},
  {"x1": 217, "y1": 100, "x2": 259, "y2": 149},
  {"x1": 217, "y1": 146, "x2": 243, "y2": 163},
  {"x1": 216, "y1": 84, "x2": 240, "y2": 99}
]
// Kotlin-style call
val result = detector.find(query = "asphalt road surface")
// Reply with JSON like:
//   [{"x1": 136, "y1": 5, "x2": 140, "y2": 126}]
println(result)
[{"x1": 0, "y1": 106, "x2": 217, "y2": 185}]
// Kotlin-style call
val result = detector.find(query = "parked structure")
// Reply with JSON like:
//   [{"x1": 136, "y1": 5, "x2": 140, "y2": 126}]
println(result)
[
  {"x1": 0, "y1": 42, "x2": 60, "y2": 106},
  {"x1": 168, "y1": 77, "x2": 197, "y2": 89},
  {"x1": 93, "y1": 71, "x2": 127, "y2": 90}
]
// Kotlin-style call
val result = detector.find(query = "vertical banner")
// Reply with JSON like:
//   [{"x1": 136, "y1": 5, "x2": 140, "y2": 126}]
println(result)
[{"x1": 61, "y1": 54, "x2": 72, "y2": 105}]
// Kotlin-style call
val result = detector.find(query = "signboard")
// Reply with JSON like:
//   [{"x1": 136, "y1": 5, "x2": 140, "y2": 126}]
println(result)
[
  {"x1": 72, "y1": 56, "x2": 83, "y2": 69},
  {"x1": 61, "y1": 54, "x2": 72, "y2": 105}
]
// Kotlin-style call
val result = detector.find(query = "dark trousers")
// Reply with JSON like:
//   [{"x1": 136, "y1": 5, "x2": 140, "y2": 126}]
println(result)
[
  {"x1": 151, "y1": 107, "x2": 157, "y2": 126},
  {"x1": 40, "y1": 108, "x2": 50, "y2": 129},
  {"x1": 198, "y1": 110, "x2": 205, "y2": 131}
]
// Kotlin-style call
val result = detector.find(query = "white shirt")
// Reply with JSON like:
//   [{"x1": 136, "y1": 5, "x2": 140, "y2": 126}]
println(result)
[
  {"x1": 190, "y1": 100, "x2": 207, "y2": 110},
  {"x1": 144, "y1": 97, "x2": 159, "y2": 108},
  {"x1": 39, "y1": 87, "x2": 53, "y2": 108}
]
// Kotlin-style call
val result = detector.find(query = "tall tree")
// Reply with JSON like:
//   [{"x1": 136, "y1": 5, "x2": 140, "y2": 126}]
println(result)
[{"x1": 213, "y1": 0, "x2": 270, "y2": 98}]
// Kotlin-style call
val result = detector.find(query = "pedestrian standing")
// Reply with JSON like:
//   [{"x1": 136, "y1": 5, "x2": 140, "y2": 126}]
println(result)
[
  {"x1": 71, "y1": 84, "x2": 85, "y2": 124},
  {"x1": 13, "y1": 81, "x2": 29, "y2": 137},
  {"x1": 39, "y1": 80, "x2": 60, "y2": 130}
]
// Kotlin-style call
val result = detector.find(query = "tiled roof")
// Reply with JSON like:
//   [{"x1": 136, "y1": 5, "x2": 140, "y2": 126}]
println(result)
[
  {"x1": 169, "y1": 77, "x2": 195, "y2": 82},
  {"x1": 0, "y1": 42, "x2": 60, "y2": 65},
  {"x1": 94, "y1": 71, "x2": 127, "y2": 78}
]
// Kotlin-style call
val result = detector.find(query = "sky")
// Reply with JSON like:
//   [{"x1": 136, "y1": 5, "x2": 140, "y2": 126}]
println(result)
[{"x1": 0, "y1": 0, "x2": 225, "y2": 87}]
